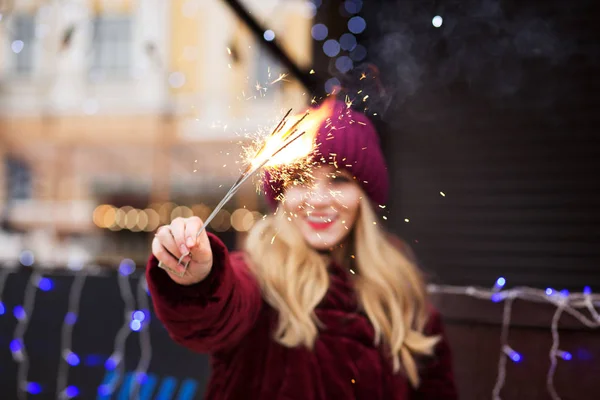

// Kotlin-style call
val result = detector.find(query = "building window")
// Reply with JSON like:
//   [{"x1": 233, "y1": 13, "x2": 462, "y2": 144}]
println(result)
[
  {"x1": 5, "y1": 158, "x2": 33, "y2": 202},
  {"x1": 90, "y1": 15, "x2": 132, "y2": 79},
  {"x1": 11, "y1": 14, "x2": 36, "y2": 75}
]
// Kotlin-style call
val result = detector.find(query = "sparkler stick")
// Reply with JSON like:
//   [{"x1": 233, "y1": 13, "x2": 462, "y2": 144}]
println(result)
[{"x1": 158, "y1": 109, "x2": 310, "y2": 277}]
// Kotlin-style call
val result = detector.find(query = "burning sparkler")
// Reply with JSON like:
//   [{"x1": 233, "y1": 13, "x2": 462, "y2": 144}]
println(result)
[{"x1": 158, "y1": 100, "x2": 334, "y2": 276}]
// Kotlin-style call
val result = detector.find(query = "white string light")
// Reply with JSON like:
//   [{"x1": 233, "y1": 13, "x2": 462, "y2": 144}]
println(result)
[
  {"x1": 0, "y1": 268, "x2": 9, "y2": 316},
  {"x1": 98, "y1": 259, "x2": 136, "y2": 397},
  {"x1": 428, "y1": 282, "x2": 600, "y2": 400},
  {"x1": 56, "y1": 273, "x2": 88, "y2": 400},
  {"x1": 11, "y1": 272, "x2": 43, "y2": 399},
  {"x1": 128, "y1": 276, "x2": 153, "y2": 399}
]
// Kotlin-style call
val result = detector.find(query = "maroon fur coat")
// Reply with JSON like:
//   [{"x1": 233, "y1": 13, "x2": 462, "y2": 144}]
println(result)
[{"x1": 146, "y1": 233, "x2": 458, "y2": 400}]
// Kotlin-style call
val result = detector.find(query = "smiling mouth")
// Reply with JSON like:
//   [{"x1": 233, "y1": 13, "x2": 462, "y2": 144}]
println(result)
[{"x1": 305, "y1": 214, "x2": 337, "y2": 231}]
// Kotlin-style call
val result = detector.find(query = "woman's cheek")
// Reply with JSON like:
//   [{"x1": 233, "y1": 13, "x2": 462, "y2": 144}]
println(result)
[{"x1": 283, "y1": 188, "x2": 306, "y2": 211}]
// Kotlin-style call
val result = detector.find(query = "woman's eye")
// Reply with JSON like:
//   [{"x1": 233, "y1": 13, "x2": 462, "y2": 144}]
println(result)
[{"x1": 331, "y1": 175, "x2": 351, "y2": 184}]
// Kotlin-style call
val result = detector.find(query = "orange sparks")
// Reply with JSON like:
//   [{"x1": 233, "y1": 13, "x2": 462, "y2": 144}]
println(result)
[
  {"x1": 227, "y1": 47, "x2": 232, "y2": 55},
  {"x1": 270, "y1": 73, "x2": 289, "y2": 85},
  {"x1": 309, "y1": 69, "x2": 315, "y2": 74},
  {"x1": 360, "y1": 73, "x2": 367, "y2": 80},
  {"x1": 246, "y1": 99, "x2": 334, "y2": 170}
]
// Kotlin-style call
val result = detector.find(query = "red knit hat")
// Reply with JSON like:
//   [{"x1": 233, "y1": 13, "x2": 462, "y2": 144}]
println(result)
[{"x1": 263, "y1": 99, "x2": 389, "y2": 208}]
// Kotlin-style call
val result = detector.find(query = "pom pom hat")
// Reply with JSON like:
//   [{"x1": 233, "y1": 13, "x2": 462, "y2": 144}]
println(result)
[{"x1": 263, "y1": 99, "x2": 389, "y2": 208}]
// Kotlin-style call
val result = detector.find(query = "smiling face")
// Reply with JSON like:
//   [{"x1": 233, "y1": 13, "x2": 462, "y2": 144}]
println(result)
[{"x1": 283, "y1": 165, "x2": 362, "y2": 251}]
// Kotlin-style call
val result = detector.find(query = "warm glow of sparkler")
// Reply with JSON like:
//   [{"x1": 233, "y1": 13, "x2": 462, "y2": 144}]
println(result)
[
  {"x1": 270, "y1": 73, "x2": 289, "y2": 85},
  {"x1": 248, "y1": 99, "x2": 334, "y2": 169}
]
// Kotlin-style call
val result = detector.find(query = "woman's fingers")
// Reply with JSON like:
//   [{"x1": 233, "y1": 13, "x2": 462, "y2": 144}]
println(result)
[
  {"x1": 170, "y1": 218, "x2": 189, "y2": 256},
  {"x1": 155, "y1": 225, "x2": 180, "y2": 259},
  {"x1": 183, "y1": 217, "x2": 204, "y2": 249},
  {"x1": 152, "y1": 238, "x2": 188, "y2": 274}
]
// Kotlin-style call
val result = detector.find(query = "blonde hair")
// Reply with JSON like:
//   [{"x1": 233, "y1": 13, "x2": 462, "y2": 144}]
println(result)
[{"x1": 244, "y1": 197, "x2": 439, "y2": 387}]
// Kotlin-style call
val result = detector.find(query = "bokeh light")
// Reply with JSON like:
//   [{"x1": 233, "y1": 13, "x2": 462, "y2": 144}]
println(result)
[
  {"x1": 11, "y1": 40, "x2": 24, "y2": 54},
  {"x1": 231, "y1": 208, "x2": 251, "y2": 232},
  {"x1": 168, "y1": 72, "x2": 186, "y2": 88},
  {"x1": 119, "y1": 259, "x2": 135, "y2": 276},
  {"x1": 323, "y1": 39, "x2": 341, "y2": 57},
  {"x1": 311, "y1": 24, "x2": 328, "y2": 41},
  {"x1": 143, "y1": 208, "x2": 160, "y2": 232},
  {"x1": 192, "y1": 204, "x2": 211, "y2": 221},
  {"x1": 19, "y1": 250, "x2": 35, "y2": 267},
  {"x1": 432, "y1": 15, "x2": 443, "y2": 28},
  {"x1": 171, "y1": 206, "x2": 193, "y2": 220},
  {"x1": 335, "y1": 56, "x2": 353, "y2": 73},
  {"x1": 339, "y1": 33, "x2": 357, "y2": 51},
  {"x1": 211, "y1": 209, "x2": 231, "y2": 232},
  {"x1": 349, "y1": 44, "x2": 367, "y2": 61},
  {"x1": 344, "y1": 0, "x2": 363, "y2": 14},
  {"x1": 325, "y1": 77, "x2": 341, "y2": 94},
  {"x1": 263, "y1": 30, "x2": 275, "y2": 42},
  {"x1": 348, "y1": 16, "x2": 366, "y2": 34}
]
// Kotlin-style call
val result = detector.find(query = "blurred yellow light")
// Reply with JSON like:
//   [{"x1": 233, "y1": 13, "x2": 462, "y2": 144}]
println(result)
[
  {"x1": 115, "y1": 208, "x2": 127, "y2": 229},
  {"x1": 136, "y1": 210, "x2": 149, "y2": 231},
  {"x1": 144, "y1": 208, "x2": 160, "y2": 232},
  {"x1": 231, "y1": 208, "x2": 251, "y2": 232},
  {"x1": 159, "y1": 202, "x2": 176, "y2": 224},
  {"x1": 103, "y1": 207, "x2": 117, "y2": 229},
  {"x1": 171, "y1": 205, "x2": 193, "y2": 220},
  {"x1": 211, "y1": 209, "x2": 231, "y2": 232},
  {"x1": 192, "y1": 204, "x2": 211, "y2": 220},
  {"x1": 242, "y1": 211, "x2": 262, "y2": 231},
  {"x1": 93, "y1": 204, "x2": 113, "y2": 228},
  {"x1": 125, "y1": 209, "x2": 139, "y2": 230}
]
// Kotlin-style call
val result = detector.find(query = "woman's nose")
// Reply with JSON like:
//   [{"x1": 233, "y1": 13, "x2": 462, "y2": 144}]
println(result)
[{"x1": 308, "y1": 182, "x2": 332, "y2": 205}]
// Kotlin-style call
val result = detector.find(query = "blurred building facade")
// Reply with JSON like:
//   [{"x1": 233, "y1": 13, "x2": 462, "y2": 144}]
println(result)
[{"x1": 0, "y1": 0, "x2": 313, "y2": 266}]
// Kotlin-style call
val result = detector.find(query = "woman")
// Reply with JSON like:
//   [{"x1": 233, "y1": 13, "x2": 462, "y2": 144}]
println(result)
[{"x1": 147, "y1": 101, "x2": 458, "y2": 399}]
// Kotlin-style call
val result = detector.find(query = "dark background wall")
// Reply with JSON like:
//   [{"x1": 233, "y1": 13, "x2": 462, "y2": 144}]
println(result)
[{"x1": 332, "y1": 0, "x2": 600, "y2": 290}]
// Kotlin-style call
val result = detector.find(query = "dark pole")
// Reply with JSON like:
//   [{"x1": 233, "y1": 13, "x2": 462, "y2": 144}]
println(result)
[{"x1": 221, "y1": 0, "x2": 319, "y2": 94}]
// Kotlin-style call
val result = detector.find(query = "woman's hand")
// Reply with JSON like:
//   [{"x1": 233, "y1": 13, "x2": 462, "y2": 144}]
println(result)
[{"x1": 152, "y1": 217, "x2": 213, "y2": 285}]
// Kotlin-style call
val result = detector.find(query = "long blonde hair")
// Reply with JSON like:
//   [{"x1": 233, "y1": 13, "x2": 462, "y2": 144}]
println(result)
[{"x1": 245, "y1": 197, "x2": 439, "y2": 386}]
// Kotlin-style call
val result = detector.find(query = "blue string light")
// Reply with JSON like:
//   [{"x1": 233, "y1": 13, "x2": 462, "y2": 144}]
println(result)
[
  {"x1": 495, "y1": 277, "x2": 506, "y2": 288},
  {"x1": 0, "y1": 301, "x2": 5, "y2": 315},
  {"x1": 560, "y1": 289, "x2": 569, "y2": 297},
  {"x1": 562, "y1": 352, "x2": 572, "y2": 361},
  {"x1": 133, "y1": 310, "x2": 145, "y2": 322},
  {"x1": 98, "y1": 384, "x2": 112, "y2": 396},
  {"x1": 118, "y1": 259, "x2": 135, "y2": 276},
  {"x1": 66, "y1": 352, "x2": 80, "y2": 366},
  {"x1": 130, "y1": 319, "x2": 142, "y2": 332},
  {"x1": 491, "y1": 293, "x2": 503, "y2": 302},
  {"x1": 510, "y1": 352, "x2": 522, "y2": 362},
  {"x1": 26, "y1": 382, "x2": 42, "y2": 394},
  {"x1": 65, "y1": 385, "x2": 79, "y2": 398},
  {"x1": 13, "y1": 305, "x2": 26, "y2": 320},
  {"x1": 584, "y1": 286, "x2": 592, "y2": 295},
  {"x1": 64, "y1": 312, "x2": 77, "y2": 325},
  {"x1": 10, "y1": 339, "x2": 22, "y2": 353},
  {"x1": 38, "y1": 277, "x2": 53, "y2": 291},
  {"x1": 546, "y1": 288, "x2": 554, "y2": 296},
  {"x1": 105, "y1": 356, "x2": 118, "y2": 371}
]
